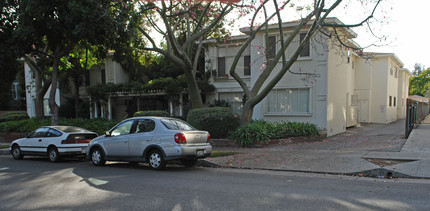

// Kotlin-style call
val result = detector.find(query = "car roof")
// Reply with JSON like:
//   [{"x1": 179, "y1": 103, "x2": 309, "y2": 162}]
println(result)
[{"x1": 48, "y1": 126, "x2": 96, "y2": 134}]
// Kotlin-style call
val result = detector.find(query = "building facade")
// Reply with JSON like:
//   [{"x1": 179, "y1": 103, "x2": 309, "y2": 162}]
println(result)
[{"x1": 205, "y1": 18, "x2": 411, "y2": 136}]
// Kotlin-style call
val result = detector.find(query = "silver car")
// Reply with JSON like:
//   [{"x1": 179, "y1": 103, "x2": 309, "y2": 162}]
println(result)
[
  {"x1": 86, "y1": 116, "x2": 212, "y2": 170},
  {"x1": 10, "y1": 126, "x2": 98, "y2": 162}
]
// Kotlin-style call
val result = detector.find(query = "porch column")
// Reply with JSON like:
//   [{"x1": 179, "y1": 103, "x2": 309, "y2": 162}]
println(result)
[
  {"x1": 179, "y1": 93, "x2": 183, "y2": 117},
  {"x1": 89, "y1": 98, "x2": 93, "y2": 119},
  {"x1": 108, "y1": 96, "x2": 112, "y2": 120},
  {"x1": 94, "y1": 102, "x2": 98, "y2": 118},
  {"x1": 169, "y1": 99, "x2": 173, "y2": 116}
]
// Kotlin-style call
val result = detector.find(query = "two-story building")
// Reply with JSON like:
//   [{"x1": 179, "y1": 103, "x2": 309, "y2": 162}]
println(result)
[{"x1": 204, "y1": 18, "x2": 411, "y2": 136}]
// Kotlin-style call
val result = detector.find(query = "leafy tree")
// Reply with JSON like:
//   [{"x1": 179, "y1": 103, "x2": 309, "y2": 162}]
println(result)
[
  {"x1": 59, "y1": 42, "x2": 104, "y2": 118},
  {"x1": 222, "y1": 0, "x2": 384, "y2": 123},
  {"x1": 409, "y1": 68, "x2": 430, "y2": 97},
  {"x1": 0, "y1": 0, "x2": 23, "y2": 110},
  {"x1": 129, "y1": 0, "x2": 236, "y2": 109},
  {"x1": 13, "y1": 0, "x2": 132, "y2": 125}
]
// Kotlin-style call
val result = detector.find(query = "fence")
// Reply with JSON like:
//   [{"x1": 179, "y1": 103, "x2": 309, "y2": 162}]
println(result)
[{"x1": 405, "y1": 98, "x2": 430, "y2": 138}]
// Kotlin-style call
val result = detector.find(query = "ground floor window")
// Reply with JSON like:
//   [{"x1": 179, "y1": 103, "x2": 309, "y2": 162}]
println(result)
[
  {"x1": 266, "y1": 88, "x2": 310, "y2": 115},
  {"x1": 218, "y1": 92, "x2": 244, "y2": 115}
]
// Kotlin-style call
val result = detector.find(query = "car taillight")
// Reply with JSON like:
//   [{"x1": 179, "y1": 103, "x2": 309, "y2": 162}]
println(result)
[
  {"x1": 207, "y1": 133, "x2": 210, "y2": 143},
  {"x1": 174, "y1": 133, "x2": 187, "y2": 144},
  {"x1": 61, "y1": 139, "x2": 91, "y2": 144}
]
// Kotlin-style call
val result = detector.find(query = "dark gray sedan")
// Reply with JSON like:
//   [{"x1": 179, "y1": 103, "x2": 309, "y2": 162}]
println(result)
[{"x1": 86, "y1": 116, "x2": 212, "y2": 170}]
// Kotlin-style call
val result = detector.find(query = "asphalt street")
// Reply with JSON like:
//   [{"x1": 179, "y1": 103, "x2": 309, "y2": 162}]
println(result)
[{"x1": 1, "y1": 155, "x2": 430, "y2": 210}]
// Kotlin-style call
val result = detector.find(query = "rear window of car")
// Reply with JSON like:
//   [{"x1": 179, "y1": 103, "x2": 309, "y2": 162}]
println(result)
[
  {"x1": 67, "y1": 134, "x2": 98, "y2": 140},
  {"x1": 53, "y1": 126, "x2": 94, "y2": 133},
  {"x1": 161, "y1": 119, "x2": 195, "y2": 131}
]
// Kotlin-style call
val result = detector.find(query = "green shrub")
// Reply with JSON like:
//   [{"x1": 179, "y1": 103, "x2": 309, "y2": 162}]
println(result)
[
  {"x1": 58, "y1": 118, "x2": 119, "y2": 135},
  {"x1": 0, "y1": 117, "x2": 119, "y2": 135},
  {"x1": 187, "y1": 107, "x2": 240, "y2": 139},
  {"x1": 229, "y1": 120, "x2": 274, "y2": 147},
  {"x1": 0, "y1": 118, "x2": 49, "y2": 133},
  {"x1": 134, "y1": 110, "x2": 169, "y2": 117},
  {"x1": 229, "y1": 120, "x2": 319, "y2": 147},
  {"x1": 277, "y1": 121, "x2": 320, "y2": 137},
  {"x1": 0, "y1": 112, "x2": 29, "y2": 122}
]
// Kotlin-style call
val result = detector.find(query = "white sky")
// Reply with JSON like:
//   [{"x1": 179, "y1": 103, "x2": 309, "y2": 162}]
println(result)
[
  {"x1": 352, "y1": 0, "x2": 429, "y2": 71},
  {"x1": 227, "y1": 0, "x2": 428, "y2": 71}
]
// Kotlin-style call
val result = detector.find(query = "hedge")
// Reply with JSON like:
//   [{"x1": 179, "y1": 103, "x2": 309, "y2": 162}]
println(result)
[{"x1": 187, "y1": 107, "x2": 240, "y2": 139}]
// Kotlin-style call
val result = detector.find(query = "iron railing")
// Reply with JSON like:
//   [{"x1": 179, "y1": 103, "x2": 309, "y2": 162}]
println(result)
[{"x1": 405, "y1": 98, "x2": 430, "y2": 138}]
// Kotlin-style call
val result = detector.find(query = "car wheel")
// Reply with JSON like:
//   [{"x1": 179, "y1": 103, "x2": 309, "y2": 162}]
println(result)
[
  {"x1": 12, "y1": 145, "x2": 23, "y2": 160},
  {"x1": 148, "y1": 149, "x2": 166, "y2": 170},
  {"x1": 48, "y1": 147, "x2": 60, "y2": 162},
  {"x1": 91, "y1": 148, "x2": 106, "y2": 166},
  {"x1": 181, "y1": 158, "x2": 197, "y2": 167}
]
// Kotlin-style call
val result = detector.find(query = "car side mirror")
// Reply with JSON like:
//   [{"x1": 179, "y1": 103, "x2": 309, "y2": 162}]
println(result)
[{"x1": 105, "y1": 131, "x2": 111, "y2": 137}]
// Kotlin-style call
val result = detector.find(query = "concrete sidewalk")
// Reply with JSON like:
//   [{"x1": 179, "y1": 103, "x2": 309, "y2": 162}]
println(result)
[{"x1": 203, "y1": 116, "x2": 430, "y2": 179}]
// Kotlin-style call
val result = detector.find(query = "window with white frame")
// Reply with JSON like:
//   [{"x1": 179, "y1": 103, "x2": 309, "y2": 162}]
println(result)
[
  {"x1": 299, "y1": 33, "x2": 310, "y2": 58},
  {"x1": 267, "y1": 35, "x2": 277, "y2": 60},
  {"x1": 218, "y1": 92, "x2": 243, "y2": 115},
  {"x1": 244, "y1": 55, "x2": 251, "y2": 76},
  {"x1": 217, "y1": 57, "x2": 226, "y2": 77},
  {"x1": 266, "y1": 88, "x2": 310, "y2": 115}
]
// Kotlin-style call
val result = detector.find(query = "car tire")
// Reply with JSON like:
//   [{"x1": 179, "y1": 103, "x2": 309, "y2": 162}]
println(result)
[
  {"x1": 181, "y1": 158, "x2": 197, "y2": 167},
  {"x1": 148, "y1": 149, "x2": 166, "y2": 170},
  {"x1": 91, "y1": 148, "x2": 106, "y2": 166},
  {"x1": 12, "y1": 145, "x2": 23, "y2": 160},
  {"x1": 48, "y1": 147, "x2": 60, "y2": 162}
]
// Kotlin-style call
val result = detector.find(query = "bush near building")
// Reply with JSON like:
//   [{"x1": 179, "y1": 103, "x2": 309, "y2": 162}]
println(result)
[
  {"x1": 229, "y1": 120, "x2": 319, "y2": 147},
  {"x1": 187, "y1": 107, "x2": 240, "y2": 139}
]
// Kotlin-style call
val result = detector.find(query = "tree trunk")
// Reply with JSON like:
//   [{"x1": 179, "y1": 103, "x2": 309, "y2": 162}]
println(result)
[
  {"x1": 34, "y1": 69, "x2": 45, "y2": 118},
  {"x1": 183, "y1": 69, "x2": 203, "y2": 109},
  {"x1": 49, "y1": 56, "x2": 61, "y2": 126},
  {"x1": 73, "y1": 76, "x2": 80, "y2": 118},
  {"x1": 240, "y1": 101, "x2": 254, "y2": 125}
]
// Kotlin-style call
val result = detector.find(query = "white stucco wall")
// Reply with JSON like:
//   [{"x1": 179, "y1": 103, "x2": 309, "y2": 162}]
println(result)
[
  {"x1": 326, "y1": 41, "x2": 351, "y2": 136},
  {"x1": 24, "y1": 62, "x2": 60, "y2": 118},
  {"x1": 397, "y1": 69, "x2": 411, "y2": 119},
  {"x1": 249, "y1": 31, "x2": 330, "y2": 131},
  {"x1": 354, "y1": 57, "x2": 372, "y2": 123},
  {"x1": 370, "y1": 58, "x2": 389, "y2": 123},
  {"x1": 105, "y1": 56, "x2": 129, "y2": 84}
]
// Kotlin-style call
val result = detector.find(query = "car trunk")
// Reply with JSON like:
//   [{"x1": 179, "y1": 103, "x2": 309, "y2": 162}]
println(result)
[{"x1": 181, "y1": 131, "x2": 209, "y2": 145}]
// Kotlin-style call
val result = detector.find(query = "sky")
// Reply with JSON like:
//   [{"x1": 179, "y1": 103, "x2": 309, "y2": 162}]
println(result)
[
  {"x1": 228, "y1": 0, "x2": 429, "y2": 72},
  {"x1": 352, "y1": 0, "x2": 429, "y2": 71}
]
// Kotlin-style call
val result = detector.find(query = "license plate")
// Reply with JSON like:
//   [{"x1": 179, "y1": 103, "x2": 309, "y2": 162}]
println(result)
[{"x1": 197, "y1": 150, "x2": 205, "y2": 157}]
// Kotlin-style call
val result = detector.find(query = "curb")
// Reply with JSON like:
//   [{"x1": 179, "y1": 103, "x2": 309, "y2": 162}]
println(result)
[{"x1": 198, "y1": 160, "x2": 430, "y2": 180}]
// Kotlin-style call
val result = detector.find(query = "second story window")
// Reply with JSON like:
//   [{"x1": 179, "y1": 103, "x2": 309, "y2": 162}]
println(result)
[
  {"x1": 267, "y1": 35, "x2": 276, "y2": 60},
  {"x1": 244, "y1": 56, "x2": 251, "y2": 76},
  {"x1": 217, "y1": 57, "x2": 226, "y2": 77},
  {"x1": 299, "y1": 33, "x2": 310, "y2": 58}
]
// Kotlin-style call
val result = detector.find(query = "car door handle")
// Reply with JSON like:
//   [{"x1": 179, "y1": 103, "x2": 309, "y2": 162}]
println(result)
[{"x1": 38, "y1": 139, "x2": 42, "y2": 142}]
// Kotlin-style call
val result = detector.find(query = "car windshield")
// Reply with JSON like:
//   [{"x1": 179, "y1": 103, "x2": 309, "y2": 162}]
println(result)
[{"x1": 161, "y1": 119, "x2": 195, "y2": 131}]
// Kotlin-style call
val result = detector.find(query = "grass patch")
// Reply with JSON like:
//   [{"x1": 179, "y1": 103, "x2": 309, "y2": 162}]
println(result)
[
  {"x1": 210, "y1": 151, "x2": 238, "y2": 158},
  {"x1": 0, "y1": 145, "x2": 9, "y2": 149}
]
